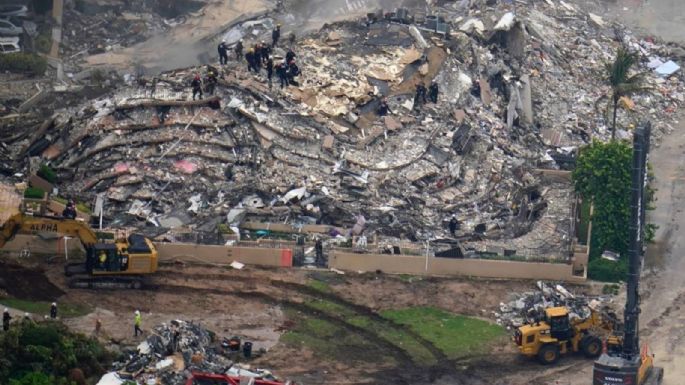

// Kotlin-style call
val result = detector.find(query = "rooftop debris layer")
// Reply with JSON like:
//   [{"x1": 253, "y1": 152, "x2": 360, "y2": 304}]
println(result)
[{"x1": 0, "y1": 0, "x2": 683, "y2": 261}]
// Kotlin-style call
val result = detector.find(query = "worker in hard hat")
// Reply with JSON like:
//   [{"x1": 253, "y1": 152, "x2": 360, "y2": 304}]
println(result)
[
  {"x1": 260, "y1": 40, "x2": 271, "y2": 64},
  {"x1": 2, "y1": 308, "x2": 10, "y2": 331},
  {"x1": 245, "y1": 48, "x2": 257, "y2": 73},
  {"x1": 235, "y1": 39, "x2": 243, "y2": 60},
  {"x1": 205, "y1": 70, "x2": 218, "y2": 95},
  {"x1": 50, "y1": 302, "x2": 58, "y2": 319},
  {"x1": 191, "y1": 74, "x2": 203, "y2": 100},
  {"x1": 134, "y1": 310, "x2": 142, "y2": 337},
  {"x1": 253, "y1": 43, "x2": 262, "y2": 69},
  {"x1": 272, "y1": 23, "x2": 281, "y2": 47},
  {"x1": 218, "y1": 39, "x2": 229, "y2": 65}
]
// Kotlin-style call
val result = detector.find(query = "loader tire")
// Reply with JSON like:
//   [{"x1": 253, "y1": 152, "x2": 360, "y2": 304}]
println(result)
[
  {"x1": 538, "y1": 344, "x2": 560, "y2": 365},
  {"x1": 581, "y1": 335, "x2": 602, "y2": 358}
]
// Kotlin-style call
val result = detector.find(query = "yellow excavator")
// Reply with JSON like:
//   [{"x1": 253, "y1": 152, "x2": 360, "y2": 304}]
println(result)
[
  {"x1": 0, "y1": 212, "x2": 158, "y2": 289},
  {"x1": 514, "y1": 305, "x2": 620, "y2": 364}
]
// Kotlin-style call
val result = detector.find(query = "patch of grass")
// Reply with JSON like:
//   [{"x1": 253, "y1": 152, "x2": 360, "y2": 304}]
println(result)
[
  {"x1": 52, "y1": 196, "x2": 67, "y2": 204},
  {"x1": 0, "y1": 298, "x2": 92, "y2": 318},
  {"x1": 381, "y1": 306, "x2": 505, "y2": 359},
  {"x1": 76, "y1": 202, "x2": 91, "y2": 215},
  {"x1": 397, "y1": 274, "x2": 422, "y2": 283},
  {"x1": 307, "y1": 298, "x2": 351, "y2": 315},
  {"x1": 281, "y1": 313, "x2": 387, "y2": 364},
  {"x1": 307, "y1": 279, "x2": 331, "y2": 293}
]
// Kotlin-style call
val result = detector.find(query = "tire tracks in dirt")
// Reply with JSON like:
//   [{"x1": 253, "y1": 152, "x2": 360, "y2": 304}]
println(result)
[{"x1": 152, "y1": 269, "x2": 466, "y2": 380}]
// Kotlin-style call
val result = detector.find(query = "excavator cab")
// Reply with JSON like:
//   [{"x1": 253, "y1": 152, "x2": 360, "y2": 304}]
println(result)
[{"x1": 88, "y1": 244, "x2": 129, "y2": 273}]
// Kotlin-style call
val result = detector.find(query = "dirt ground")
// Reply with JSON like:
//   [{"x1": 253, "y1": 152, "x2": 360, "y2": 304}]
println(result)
[{"x1": 1, "y1": 256, "x2": 606, "y2": 385}]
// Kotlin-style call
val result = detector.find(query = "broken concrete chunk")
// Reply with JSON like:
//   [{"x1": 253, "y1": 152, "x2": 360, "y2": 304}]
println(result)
[
  {"x1": 588, "y1": 13, "x2": 605, "y2": 27},
  {"x1": 494, "y1": 12, "x2": 515, "y2": 31},
  {"x1": 408, "y1": 25, "x2": 430, "y2": 49},
  {"x1": 322, "y1": 135, "x2": 335, "y2": 150}
]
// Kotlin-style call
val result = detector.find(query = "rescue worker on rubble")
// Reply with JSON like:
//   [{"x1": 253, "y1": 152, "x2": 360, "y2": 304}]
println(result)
[
  {"x1": 98, "y1": 250, "x2": 107, "y2": 269},
  {"x1": 63, "y1": 199, "x2": 77, "y2": 219},
  {"x1": 50, "y1": 302, "x2": 58, "y2": 319},
  {"x1": 260, "y1": 41, "x2": 271, "y2": 64},
  {"x1": 247, "y1": 48, "x2": 260, "y2": 73},
  {"x1": 448, "y1": 215, "x2": 460, "y2": 237},
  {"x1": 218, "y1": 40, "x2": 229, "y2": 65},
  {"x1": 191, "y1": 74, "x2": 203, "y2": 100},
  {"x1": 429, "y1": 81, "x2": 439, "y2": 104},
  {"x1": 3, "y1": 308, "x2": 10, "y2": 331},
  {"x1": 285, "y1": 49, "x2": 296, "y2": 64},
  {"x1": 253, "y1": 43, "x2": 262, "y2": 67},
  {"x1": 414, "y1": 83, "x2": 427, "y2": 109},
  {"x1": 272, "y1": 24, "x2": 281, "y2": 47},
  {"x1": 266, "y1": 56, "x2": 274, "y2": 89},
  {"x1": 134, "y1": 310, "x2": 142, "y2": 337},
  {"x1": 235, "y1": 39, "x2": 244, "y2": 60},
  {"x1": 287, "y1": 59, "x2": 300, "y2": 86},
  {"x1": 205, "y1": 70, "x2": 218, "y2": 95},
  {"x1": 276, "y1": 61, "x2": 288, "y2": 89},
  {"x1": 377, "y1": 98, "x2": 390, "y2": 116},
  {"x1": 245, "y1": 48, "x2": 255, "y2": 72},
  {"x1": 315, "y1": 238, "x2": 324, "y2": 267}
]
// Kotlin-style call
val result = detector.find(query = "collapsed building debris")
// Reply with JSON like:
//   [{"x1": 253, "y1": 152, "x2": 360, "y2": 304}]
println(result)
[
  {"x1": 1, "y1": 0, "x2": 684, "y2": 261},
  {"x1": 495, "y1": 281, "x2": 617, "y2": 330},
  {"x1": 107, "y1": 320, "x2": 286, "y2": 385}
]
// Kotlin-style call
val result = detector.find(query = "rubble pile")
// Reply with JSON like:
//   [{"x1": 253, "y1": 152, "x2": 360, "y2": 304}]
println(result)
[
  {"x1": 110, "y1": 320, "x2": 280, "y2": 385},
  {"x1": 1, "y1": 0, "x2": 684, "y2": 259},
  {"x1": 495, "y1": 281, "x2": 613, "y2": 329}
]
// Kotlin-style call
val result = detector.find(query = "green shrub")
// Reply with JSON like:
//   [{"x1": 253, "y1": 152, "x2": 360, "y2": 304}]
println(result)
[
  {"x1": 0, "y1": 53, "x2": 47, "y2": 76},
  {"x1": 37, "y1": 164, "x2": 57, "y2": 184},
  {"x1": 1, "y1": 322, "x2": 112, "y2": 384},
  {"x1": 9, "y1": 372, "x2": 55, "y2": 385},
  {"x1": 34, "y1": 34, "x2": 51, "y2": 54},
  {"x1": 588, "y1": 258, "x2": 627, "y2": 282},
  {"x1": 24, "y1": 187, "x2": 45, "y2": 199}
]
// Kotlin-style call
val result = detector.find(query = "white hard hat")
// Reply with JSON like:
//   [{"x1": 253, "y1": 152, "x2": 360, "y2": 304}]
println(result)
[
  {"x1": 222, "y1": 39, "x2": 226, "y2": 43},
  {"x1": 52, "y1": 302, "x2": 56, "y2": 306},
  {"x1": 24, "y1": 313, "x2": 29, "y2": 317},
  {"x1": 3, "y1": 308, "x2": 7, "y2": 312},
  {"x1": 135, "y1": 310, "x2": 140, "y2": 315}
]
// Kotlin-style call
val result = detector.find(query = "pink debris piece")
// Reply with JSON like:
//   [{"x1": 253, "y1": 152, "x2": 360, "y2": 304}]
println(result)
[
  {"x1": 174, "y1": 160, "x2": 199, "y2": 174},
  {"x1": 114, "y1": 163, "x2": 129, "y2": 173}
]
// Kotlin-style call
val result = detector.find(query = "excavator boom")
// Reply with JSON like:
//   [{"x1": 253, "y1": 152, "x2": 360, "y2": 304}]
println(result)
[{"x1": 0, "y1": 212, "x2": 98, "y2": 248}]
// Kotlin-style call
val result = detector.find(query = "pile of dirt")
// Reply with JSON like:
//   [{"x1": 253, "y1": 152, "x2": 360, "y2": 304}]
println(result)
[{"x1": 0, "y1": 261, "x2": 64, "y2": 301}]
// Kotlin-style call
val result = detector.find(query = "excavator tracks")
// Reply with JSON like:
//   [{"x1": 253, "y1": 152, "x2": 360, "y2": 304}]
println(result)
[{"x1": 68, "y1": 276, "x2": 148, "y2": 290}]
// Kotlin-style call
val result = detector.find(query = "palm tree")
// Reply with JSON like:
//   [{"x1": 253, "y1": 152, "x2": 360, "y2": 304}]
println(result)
[{"x1": 603, "y1": 47, "x2": 648, "y2": 140}]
